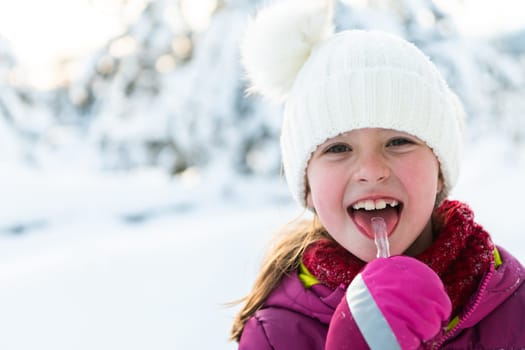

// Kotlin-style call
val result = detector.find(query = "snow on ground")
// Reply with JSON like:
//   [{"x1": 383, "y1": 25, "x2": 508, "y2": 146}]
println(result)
[
  {"x1": 0, "y1": 165, "x2": 298, "y2": 350},
  {"x1": 0, "y1": 203, "x2": 299, "y2": 350},
  {"x1": 0, "y1": 131, "x2": 524, "y2": 350}
]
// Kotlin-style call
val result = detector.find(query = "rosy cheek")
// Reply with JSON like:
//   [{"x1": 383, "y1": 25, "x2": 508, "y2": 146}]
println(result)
[
  {"x1": 401, "y1": 159, "x2": 440, "y2": 198},
  {"x1": 310, "y1": 181, "x2": 330, "y2": 208},
  {"x1": 309, "y1": 171, "x2": 335, "y2": 206}
]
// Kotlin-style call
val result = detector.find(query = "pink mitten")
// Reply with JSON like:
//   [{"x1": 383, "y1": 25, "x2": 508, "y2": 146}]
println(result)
[{"x1": 326, "y1": 256, "x2": 452, "y2": 350}]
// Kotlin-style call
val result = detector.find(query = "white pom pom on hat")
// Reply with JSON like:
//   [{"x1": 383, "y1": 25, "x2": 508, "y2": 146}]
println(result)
[
  {"x1": 240, "y1": 0, "x2": 465, "y2": 207},
  {"x1": 240, "y1": 0, "x2": 335, "y2": 101}
]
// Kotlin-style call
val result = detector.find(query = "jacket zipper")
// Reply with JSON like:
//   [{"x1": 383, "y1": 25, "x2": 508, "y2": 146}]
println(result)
[{"x1": 428, "y1": 267, "x2": 495, "y2": 349}]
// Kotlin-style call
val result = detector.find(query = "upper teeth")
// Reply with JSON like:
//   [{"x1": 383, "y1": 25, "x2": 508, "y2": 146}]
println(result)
[{"x1": 352, "y1": 199, "x2": 399, "y2": 211}]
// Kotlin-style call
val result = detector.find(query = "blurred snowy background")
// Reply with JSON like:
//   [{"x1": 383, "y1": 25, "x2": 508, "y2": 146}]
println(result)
[{"x1": 1, "y1": 0, "x2": 525, "y2": 349}]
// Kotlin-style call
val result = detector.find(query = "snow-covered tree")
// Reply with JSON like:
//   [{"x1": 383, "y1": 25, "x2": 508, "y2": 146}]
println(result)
[
  {"x1": 68, "y1": 0, "x2": 281, "y2": 177},
  {"x1": 0, "y1": 54, "x2": 61, "y2": 165}
]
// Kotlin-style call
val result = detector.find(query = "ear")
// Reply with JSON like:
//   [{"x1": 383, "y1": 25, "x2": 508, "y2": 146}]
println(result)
[
  {"x1": 306, "y1": 191, "x2": 314, "y2": 209},
  {"x1": 437, "y1": 172, "x2": 444, "y2": 194},
  {"x1": 305, "y1": 180, "x2": 316, "y2": 209}
]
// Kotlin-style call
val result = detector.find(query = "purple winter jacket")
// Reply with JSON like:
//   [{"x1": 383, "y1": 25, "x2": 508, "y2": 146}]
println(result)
[{"x1": 238, "y1": 246, "x2": 525, "y2": 349}]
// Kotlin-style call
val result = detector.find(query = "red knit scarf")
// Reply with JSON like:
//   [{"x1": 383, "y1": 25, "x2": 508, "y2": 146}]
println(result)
[{"x1": 302, "y1": 200, "x2": 494, "y2": 316}]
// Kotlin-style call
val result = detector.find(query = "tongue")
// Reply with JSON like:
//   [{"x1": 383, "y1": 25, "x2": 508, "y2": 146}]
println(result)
[{"x1": 352, "y1": 207, "x2": 399, "y2": 239}]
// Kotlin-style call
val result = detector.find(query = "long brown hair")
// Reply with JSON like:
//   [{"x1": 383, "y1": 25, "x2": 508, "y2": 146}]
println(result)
[{"x1": 229, "y1": 215, "x2": 330, "y2": 342}]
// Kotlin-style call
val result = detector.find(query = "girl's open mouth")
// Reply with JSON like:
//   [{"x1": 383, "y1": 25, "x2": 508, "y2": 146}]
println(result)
[{"x1": 347, "y1": 198, "x2": 403, "y2": 239}]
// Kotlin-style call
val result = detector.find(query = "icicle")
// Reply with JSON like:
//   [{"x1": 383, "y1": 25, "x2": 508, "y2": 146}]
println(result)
[{"x1": 371, "y1": 217, "x2": 390, "y2": 258}]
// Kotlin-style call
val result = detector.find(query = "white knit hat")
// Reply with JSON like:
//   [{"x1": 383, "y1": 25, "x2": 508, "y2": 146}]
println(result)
[{"x1": 241, "y1": 0, "x2": 465, "y2": 207}]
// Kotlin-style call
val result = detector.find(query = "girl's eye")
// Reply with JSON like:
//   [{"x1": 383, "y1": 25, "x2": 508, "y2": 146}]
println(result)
[
  {"x1": 387, "y1": 138, "x2": 414, "y2": 147},
  {"x1": 325, "y1": 144, "x2": 352, "y2": 153}
]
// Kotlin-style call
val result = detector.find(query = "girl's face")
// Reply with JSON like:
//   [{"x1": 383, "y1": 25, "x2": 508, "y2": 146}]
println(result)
[{"x1": 306, "y1": 128, "x2": 443, "y2": 262}]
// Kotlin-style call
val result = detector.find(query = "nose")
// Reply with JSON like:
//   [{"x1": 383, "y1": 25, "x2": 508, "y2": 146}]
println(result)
[{"x1": 352, "y1": 152, "x2": 390, "y2": 184}]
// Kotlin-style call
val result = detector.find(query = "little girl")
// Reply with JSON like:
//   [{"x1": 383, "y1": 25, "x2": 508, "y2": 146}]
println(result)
[{"x1": 231, "y1": 1, "x2": 525, "y2": 349}]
